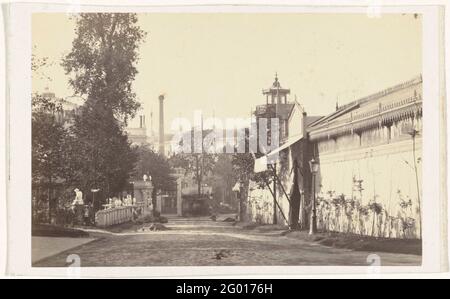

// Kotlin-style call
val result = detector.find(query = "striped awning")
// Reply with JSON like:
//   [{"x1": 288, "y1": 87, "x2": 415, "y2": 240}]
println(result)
[
  {"x1": 309, "y1": 103, "x2": 421, "y2": 141},
  {"x1": 254, "y1": 134, "x2": 303, "y2": 173}
]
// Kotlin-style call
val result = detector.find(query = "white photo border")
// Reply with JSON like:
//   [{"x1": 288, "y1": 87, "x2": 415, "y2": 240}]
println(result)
[{"x1": 3, "y1": 0, "x2": 447, "y2": 277}]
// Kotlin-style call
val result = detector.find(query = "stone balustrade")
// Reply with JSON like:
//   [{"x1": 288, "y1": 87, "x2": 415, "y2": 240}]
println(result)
[{"x1": 95, "y1": 206, "x2": 136, "y2": 228}]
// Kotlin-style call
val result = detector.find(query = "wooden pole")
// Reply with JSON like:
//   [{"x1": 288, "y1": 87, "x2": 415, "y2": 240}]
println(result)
[
  {"x1": 273, "y1": 163, "x2": 277, "y2": 224},
  {"x1": 265, "y1": 179, "x2": 288, "y2": 224}
]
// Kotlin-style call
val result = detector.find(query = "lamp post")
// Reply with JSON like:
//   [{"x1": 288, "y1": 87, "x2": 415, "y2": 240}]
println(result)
[
  {"x1": 309, "y1": 158, "x2": 319, "y2": 235},
  {"x1": 232, "y1": 181, "x2": 243, "y2": 221}
]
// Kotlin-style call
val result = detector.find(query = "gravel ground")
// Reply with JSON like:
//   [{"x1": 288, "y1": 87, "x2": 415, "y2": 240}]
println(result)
[{"x1": 33, "y1": 216, "x2": 421, "y2": 267}]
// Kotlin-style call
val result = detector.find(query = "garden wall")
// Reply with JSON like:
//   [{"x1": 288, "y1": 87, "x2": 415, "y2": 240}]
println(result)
[{"x1": 315, "y1": 137, "x2": 422, "y2": 239}]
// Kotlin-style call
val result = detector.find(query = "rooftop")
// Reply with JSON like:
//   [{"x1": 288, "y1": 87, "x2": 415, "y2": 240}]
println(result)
[
  {"x1": 263, "y1": 73, "x2": 291, "y2": 95},
  {"x1": 307, "y1": 75, "x2": 423, "y2": 140}
]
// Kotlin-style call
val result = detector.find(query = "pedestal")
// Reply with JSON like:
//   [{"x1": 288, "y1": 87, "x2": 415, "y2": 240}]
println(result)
[{"x1": 133, "y1": 180, "x2": 154, "y2": 216}]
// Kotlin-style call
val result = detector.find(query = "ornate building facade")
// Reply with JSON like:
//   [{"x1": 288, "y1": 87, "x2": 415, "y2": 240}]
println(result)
[
  {"x1": 254, "y1": 75, "x2": 294, "y2": 149},
  {"x1": 249, "y1": 76, "x2": 320, "y2": 228},
  {"x1": 247, "y1": 75, "x2": 423, "y2": 239},
  {"x1": 309, "y1": 76, "x2": 422, "y2": 239}
]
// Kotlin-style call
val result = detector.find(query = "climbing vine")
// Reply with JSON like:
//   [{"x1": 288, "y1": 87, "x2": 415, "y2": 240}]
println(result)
[{"x1": 316, "y1": 185, "x2": 420, "y2": 239}]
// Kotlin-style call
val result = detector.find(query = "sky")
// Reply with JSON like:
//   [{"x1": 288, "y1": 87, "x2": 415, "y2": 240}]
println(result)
[{"x1": 32, "y1": 13, "x2": 422, "y2": 131}]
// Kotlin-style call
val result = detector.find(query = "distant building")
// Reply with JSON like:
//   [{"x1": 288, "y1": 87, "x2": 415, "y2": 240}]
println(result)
[
  {"x1": 37, "y1": 91, "x2": 82, "y2": 128},
  {"x1": 125, "y1": 115, "x2": 148, "y2": 145},
  {"x1": 251, "y1": 77, "x2": 320, "y2": 226},
  {"x1": 155, "y1": 167, "x2": 213, "y2": 217},
  {"x1": 158, "y1": 133, "x2": 175, "y2": 157},
  {"x1": 254, "y1": 74, "x2": 294, "y2": 147}
]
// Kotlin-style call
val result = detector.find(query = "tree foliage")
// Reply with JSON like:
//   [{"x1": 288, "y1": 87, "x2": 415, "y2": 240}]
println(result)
[
  {"x1": 32, "y1": 111, "x2": 67, "y2": 185},
  {"x1": 169, "y1": 153, "x2": 217, "y2": 195},
  {"x1": 231, "y1": 153, "x2": 273, "y2": 187},
  {"x1": 32, "y1": 46, "x2": 54, "y2": 83},
  {"x1": 134, "y1": 145, "x2": 176, "y2": 192},
  {"x1": 231, "y1": 152, "x2": 274, "y2": 222},
  {"x1": 69, "y1": 99, "x2": 139, "y2": 197},
  {"x1": 62, "y1": 13, "x2": 147, "y2": 123},
  {"x1": 210, "y1": 154, "x2": 236, "y2": 206},
  {"x1": 60, "y1": 13, "x2": 147, "y2": 196},
  {"x1": 31, "y1": 51, "x2": 59, "y2": 111},
  {"x1": 213, "y1": 154, "x2": 236, "y2": 182},
  {"x1": 32, "y1": 93, "x2": 62, "y2": 113},
  {"x1": 32, "y1": 13, "x2": 149, "y2": 223}
]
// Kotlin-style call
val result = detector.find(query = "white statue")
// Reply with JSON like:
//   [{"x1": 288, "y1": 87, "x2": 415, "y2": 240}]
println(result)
[
  {"x1": 232, "y1": 182, "x2": 241, "y2": 192},
  {"x1": 125, "y1": 194, "x2": 132, "y2": 206},
  {"x1": 143, "y1": 174, "x2": 148, "y2": 182},
  {"x1": 72, "y1": 188, "x2": 84, "y2": 206},
  {"x1": 114, "y1": 197, "x2": 122, "y2": 208}
]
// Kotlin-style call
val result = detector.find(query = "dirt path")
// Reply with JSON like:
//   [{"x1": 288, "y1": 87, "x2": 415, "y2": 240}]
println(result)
[{"x1": 33, "y1": 216, "x2": 421, "y2": 267}]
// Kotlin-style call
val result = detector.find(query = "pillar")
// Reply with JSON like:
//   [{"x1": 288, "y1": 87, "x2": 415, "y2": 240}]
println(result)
[
  {"x1": 177, "y1": 178, "x2": 183, "y2": 216},
  {"x1": 159, "y1": 94, "x2": 165, "y2": 155},
  {"x1": 132, "y1": 180, "x2": 154, "y2": 216},
  {"x1": 156, "y1": 195, "x2": 162, "y2": 213}
]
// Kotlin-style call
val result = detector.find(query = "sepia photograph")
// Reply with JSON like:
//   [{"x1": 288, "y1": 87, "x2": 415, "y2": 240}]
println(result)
[{"x1": 2, "y1": 0, "x2": 448, "y2": 280}]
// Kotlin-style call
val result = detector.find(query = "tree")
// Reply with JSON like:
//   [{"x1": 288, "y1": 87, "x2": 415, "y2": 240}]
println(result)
[
  {"x1": 32, "y1": 52, "x2": 68, "y2": 222},
  {"x1": 69, "y1": 99, "x2": 138, "y2": 198},
  {"x1": 32, "y1": 51, "x2": 59, "y2": 111},
  {"x1": 231, "y1": 153, "x2": 253, "y2": 222},
  {"x1": 32, "y1": 107, "x2": 67, "y2": 221},
  {"x1": 211, "y1": 154, "x2": 236, "y2": 207},
  {"x1": 231, "y1": 153, "x2": 274, "y2": 222},
  {"x1": 32, "y1": 46, "x2": 55, "y2": 84},
  {"x1": 169, "y1": 153, "x2": 216, "y2": 196},
  {"x1": 61, "y1": 13, "x2": 147, "y2": 201},
  {"x1": 62, "y1": 13, "x2": 147, "y2": 124}
]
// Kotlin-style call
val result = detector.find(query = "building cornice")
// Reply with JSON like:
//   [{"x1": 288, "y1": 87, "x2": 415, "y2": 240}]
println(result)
[
  {"x1": 336, "y1": 75, "x2": 422, "y2": 112},
  {"x1": 309, "y1": 95, "x2": 422, "y2": 141}
]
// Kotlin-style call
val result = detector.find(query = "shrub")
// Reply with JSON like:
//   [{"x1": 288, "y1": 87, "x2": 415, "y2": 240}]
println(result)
[
  {"x1": 369, "y1": 202, "x2": 383, "y2": 215},
  {"x1": 158, "y1": 216, "x2": 168, "y2": 224},
  {"x1": 142, "y1": 215, "x2": 154, "y2": 223}
]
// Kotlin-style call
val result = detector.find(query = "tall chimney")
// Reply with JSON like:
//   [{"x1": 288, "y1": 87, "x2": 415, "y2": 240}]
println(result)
[
  {"x1": 159, "y1": 94, "x2": 165, "y2": 155},
  {"x1": 150, "y1": 110, "x2": 153, "y2": 134}
]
